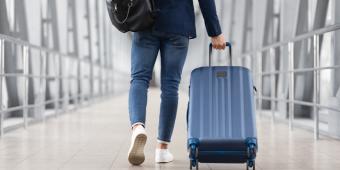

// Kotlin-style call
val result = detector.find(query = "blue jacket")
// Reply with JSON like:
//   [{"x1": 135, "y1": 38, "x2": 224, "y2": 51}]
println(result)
[{"x1": 153, "y1": 0, "x2": 222, "y2": 39}]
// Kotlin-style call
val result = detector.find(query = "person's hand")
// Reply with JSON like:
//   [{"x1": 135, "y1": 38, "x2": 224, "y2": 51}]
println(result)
[{"x1": 211, "y1": 34, "x2": 226, "y2": 50}]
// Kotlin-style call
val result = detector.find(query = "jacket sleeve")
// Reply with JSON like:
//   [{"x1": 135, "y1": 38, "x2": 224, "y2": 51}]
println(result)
[{"x1": 198, "y1": 0, "x2": 222, "y2": 37}]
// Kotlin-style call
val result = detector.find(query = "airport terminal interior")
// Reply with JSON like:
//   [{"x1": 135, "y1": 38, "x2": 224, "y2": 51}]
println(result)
[{"x1": 0, "y1": 0, "x2": 340, "y2": 169}]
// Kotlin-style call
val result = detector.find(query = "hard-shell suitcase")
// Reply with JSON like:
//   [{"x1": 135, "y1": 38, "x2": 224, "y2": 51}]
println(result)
[{"x1": 187, "y1": 43, "x2": 258, "y2": 170}]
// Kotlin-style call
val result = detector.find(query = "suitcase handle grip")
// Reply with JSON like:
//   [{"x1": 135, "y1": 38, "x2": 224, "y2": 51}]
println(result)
[{"x1": 209, "y1": 42, "x2": 232, "y2": 67}]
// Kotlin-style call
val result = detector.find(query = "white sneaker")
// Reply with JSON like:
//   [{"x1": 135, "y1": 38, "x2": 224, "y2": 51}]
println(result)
[
  {"x1": 128, "y1": 126, "x2": 147, "y2": 165},
  {"x1": 155, "y1": 149, "x2": 174, "y2": 163}
]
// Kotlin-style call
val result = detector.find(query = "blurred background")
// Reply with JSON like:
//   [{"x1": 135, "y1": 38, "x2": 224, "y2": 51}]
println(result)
[
  {"x1": 1, "y1": 0, "x2": 339, "y2": 138},
  {"x1": 0, "y1": 0, "x2": 340, "y2": 169}
]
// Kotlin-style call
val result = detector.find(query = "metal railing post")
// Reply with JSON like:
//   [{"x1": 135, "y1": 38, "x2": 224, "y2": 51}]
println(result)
[
  {"x1": 78, "y1": 59, "x2": 83, "y2": 107},
  {"x1": 313, "y1": 35, "x2": 320, "y2": 140},
  {"x1": 80, "y1": 62, "x2": 85, "y2": 105},
  {"x1": 251, "y1": 54, "x2": 255, "y2": 74},
  {"x1": 257, "y1": 52, "x2": 263, "y2": 116},
  {"x1": 270, "y1": 48, "x2": 276, "y2": 123},
  {"x1": 74, "y1": 58, "x2": 79, "y2": 108},
  {"x1": 37, "y1": 50, "x2": 43, "y2": 120},
  {"x1": 23, "y1": 45, "x2": 29, "y2": 128},
  {"x1": 0, "y1": 39, "x2": 4, "y2": 137},
  {"x1": 54, "y1": 54, "x2": 60, "y2": 117},
  {"x1": 250, "y1": 53, "x2": 257, "y2": 112},
  {"x1": 41, "y1": 51, "x2": 47, "y2": 121},
  {"x1": 100, "y1": 57, "x2": 103, "y2": 98},
  {"x1": 61, "y1": 55, "x2": 68, "y2": 113},
  {"x1": 288, "y1": 42, "x2": 295, "y2": 131},
  {"x1": 104, "y1": 65, "x2": 108, "y2": 96}
]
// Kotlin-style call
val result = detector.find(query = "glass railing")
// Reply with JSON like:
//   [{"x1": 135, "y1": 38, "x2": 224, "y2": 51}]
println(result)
[
  {"x1": 0, "y1": 34, "x2": 115, "y2": 137},
  {"x1": 236, "y1": 24, "x2": 340, "y2": 140}
]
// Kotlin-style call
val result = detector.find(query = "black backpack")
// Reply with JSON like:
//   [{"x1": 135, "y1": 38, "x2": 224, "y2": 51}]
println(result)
[{"x1": 106, "y1": 0, "x2": 157, "y2": 33}]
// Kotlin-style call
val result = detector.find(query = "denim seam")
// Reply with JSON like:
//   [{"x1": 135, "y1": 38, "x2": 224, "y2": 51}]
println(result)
[
  {"x1": 131, "y1": 122, "x2": 145, "y2": 129},
  {"x1": 157, "y1": 139, "x2": 170, "y2": 144}
]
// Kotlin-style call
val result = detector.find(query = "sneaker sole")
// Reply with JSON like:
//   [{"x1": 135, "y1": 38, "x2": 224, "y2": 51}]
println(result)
[
  {"x1": 155, "y1": 159, "x2": 174, "y2": 163},
  {"x1": 128, "y1": 133, "x2": 147, "y2": 165}
]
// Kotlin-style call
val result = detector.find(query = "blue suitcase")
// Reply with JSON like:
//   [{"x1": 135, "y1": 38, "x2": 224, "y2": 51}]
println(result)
[{"x1": 187, "y1": 43, "x2": 257, "y2": 170}]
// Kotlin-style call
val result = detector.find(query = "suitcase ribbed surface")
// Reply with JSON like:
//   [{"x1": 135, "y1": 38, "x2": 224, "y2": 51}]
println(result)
[{"x1": 188, "y1": 66, "x2": 257, "y2": 140}]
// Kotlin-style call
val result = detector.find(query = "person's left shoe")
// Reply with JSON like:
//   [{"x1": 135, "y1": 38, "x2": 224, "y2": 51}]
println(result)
[
  {"x1": 155, "y1": 149, "x2": 174, "y2": 163},
  {"x1": 128, "y1": 126, "x2": 147, "y2": 165}
]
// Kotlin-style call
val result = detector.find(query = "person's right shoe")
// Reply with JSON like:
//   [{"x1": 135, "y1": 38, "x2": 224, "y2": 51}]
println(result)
[
  {"x1": 155, "y1": 148, "x2": 174, "y2": 163},
  {"x1": 128, "y1": 126, "x2": 147, "y2": 165}
]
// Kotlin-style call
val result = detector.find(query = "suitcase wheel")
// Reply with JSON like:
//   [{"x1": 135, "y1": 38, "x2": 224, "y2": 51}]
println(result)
[
  {"x1": 189, "y1": 145, "x2": 198, "y2": 170},
  {"x1": 246, "y1": 137, "x2": 257, "y2": 170},
  {"x1": 189, "y1": 159, "x2": 199, "y2": 170},
  {"x1": 246, "y1": 160, "x2": 255, "y2": 170}
]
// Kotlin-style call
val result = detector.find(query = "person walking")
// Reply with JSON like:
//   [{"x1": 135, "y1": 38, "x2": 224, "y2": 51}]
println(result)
[{"x1": 128, "y1": 0, "x2": 226, "y2": 165}]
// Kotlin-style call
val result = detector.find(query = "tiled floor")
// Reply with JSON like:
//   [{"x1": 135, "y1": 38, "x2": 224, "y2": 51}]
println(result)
[{"x1": 1, "y1": 88, "x2": 340, "y2": 170}]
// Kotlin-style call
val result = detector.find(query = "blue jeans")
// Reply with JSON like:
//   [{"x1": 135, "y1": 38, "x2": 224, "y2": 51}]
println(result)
[{"x1": 129, "y1": 30, "x2": 189, "y2": 143}]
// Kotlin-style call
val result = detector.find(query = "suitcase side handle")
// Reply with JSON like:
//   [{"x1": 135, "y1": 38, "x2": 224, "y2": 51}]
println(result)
[{"x1": 209, "y1": 42, "x2": 232, "y2": 67}]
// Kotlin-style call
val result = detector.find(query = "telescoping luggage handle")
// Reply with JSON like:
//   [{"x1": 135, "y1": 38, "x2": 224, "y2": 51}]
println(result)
[{"x1": 209, "y1": 42, "x2": 232, "y2": 67}]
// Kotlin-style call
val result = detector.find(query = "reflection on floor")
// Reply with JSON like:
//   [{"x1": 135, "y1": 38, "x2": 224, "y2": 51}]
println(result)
[{"x1": 1, "y1": 88, "x2": 340, "y2": 170}]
